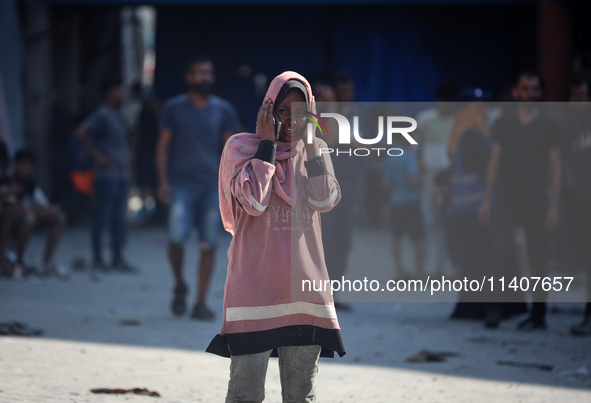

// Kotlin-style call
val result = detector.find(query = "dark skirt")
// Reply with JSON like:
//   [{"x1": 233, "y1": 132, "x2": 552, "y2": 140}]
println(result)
[{"x1": 206, "y1": 325, "x2": 346, "y2": 358}]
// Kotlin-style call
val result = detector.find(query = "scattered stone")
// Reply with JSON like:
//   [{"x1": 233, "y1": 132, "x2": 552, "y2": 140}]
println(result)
[
  {"x1": 405, "y1": 349, "x2": 459, "y2": 363},
  {"x1": 90, "y1": 387, "x2": 161, "y2": 397},
  {"x1": 0, "y1": 322, "x2": 43, "y2": 336},
  {"x1": 497, "y1": 360, "x2": 553, "y2": 372}
]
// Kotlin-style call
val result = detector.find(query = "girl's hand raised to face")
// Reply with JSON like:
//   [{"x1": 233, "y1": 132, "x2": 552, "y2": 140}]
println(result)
[{"x1": 257, "y1": 99, "x2": 276, "y2": 142}]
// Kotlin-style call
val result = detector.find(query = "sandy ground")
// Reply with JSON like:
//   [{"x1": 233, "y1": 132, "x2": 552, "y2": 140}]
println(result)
[{"x1": 1, "y1": 226, "x2": 590, "y2": 402}]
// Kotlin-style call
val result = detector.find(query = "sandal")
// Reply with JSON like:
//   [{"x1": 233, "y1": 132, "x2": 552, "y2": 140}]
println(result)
[
  {"x1": 171, "y1": 283, "x2": 188, "y2": 316},
  {"x1": 190, "y1": 302, "x2": 215, "y2": 321}
]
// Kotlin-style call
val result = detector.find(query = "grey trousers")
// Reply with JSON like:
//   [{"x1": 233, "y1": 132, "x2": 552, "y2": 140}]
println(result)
[{"x1": 225, "y1": 345, "x2": 322, "y2": 403}]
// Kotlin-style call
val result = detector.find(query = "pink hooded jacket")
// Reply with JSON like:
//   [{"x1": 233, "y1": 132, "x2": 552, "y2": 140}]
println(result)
[{"x1": 217, "y1": 71, "x2": 342, "y2": 336}]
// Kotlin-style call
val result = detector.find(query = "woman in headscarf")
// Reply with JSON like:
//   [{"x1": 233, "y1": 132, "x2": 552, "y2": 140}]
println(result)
[
  {"x1": 207, "y1": 71, "x2": 346, "y2": 402},
  {"x1": 447, "y1": 92, "x2": 492, "y2": 321},
  {"x1": 448, "y1": 89, "x2": 526, "y2": 327}
]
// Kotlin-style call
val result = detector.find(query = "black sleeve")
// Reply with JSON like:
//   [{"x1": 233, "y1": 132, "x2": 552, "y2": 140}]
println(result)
[
  {"x1": 460, "y1": 128, "x2": 491, "y2": 177},
  {"x1": 304, "y1": 154, "x2": 329, "y2": 177},
  {"x1": 253, "y1": 140, "x2": 277, "y2": 165}
]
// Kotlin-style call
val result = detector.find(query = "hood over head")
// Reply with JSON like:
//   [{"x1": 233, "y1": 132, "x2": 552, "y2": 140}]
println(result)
[
  {"x1": 219, "y1": 71, "x2": 319, "y2": 235},
  {"x1": 262, "y1": 71, "x2": 314, "y2": 110}
]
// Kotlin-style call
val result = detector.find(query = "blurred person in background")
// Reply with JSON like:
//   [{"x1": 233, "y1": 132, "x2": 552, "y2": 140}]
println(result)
[
  {"x1": 479, "y1": 72, "x2": 561, "y2": 331},
  {"x1": 363, "y1": 93, "x2": 390, "y2": 229},
  {"x1": 157, "y1": 56, "x2": 240, "y2": 320},
  {"x1": 76, "y1": 77, "x2": 136, "y2": 275},
  {"x1": 320, "y1": 72, "x2": 368, "y2": 311},
  {"x1": 447, "y1": 88, "x2": 526, "y2": 327},
  {"x1": 417, "y1": 83, "x2": 458, "y2": 277},
  {"x1": 1, "y1": 149, "x2": 67, "y2": 279},
  {"x1": 560, "y1": 78, "x2": 591, "y2": 336},
  {"x1": 432, "y1": 169, "x2": 459, "y2": 279},
  {"x1": 0, "y1": 140, "x2": 16, "y2": 277},
  {"x1": 448, "y1": 90, "x2": 492, "y2": 323},
  {"x1": 68, "y1": 114, "x2": 94, "y2": 225},
  {"x1": 382, "y1": 135, "x2": 424, "y2": 281}
]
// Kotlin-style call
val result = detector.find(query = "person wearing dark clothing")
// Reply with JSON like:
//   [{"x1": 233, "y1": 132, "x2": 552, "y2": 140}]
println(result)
[
  {"x1": 479, "y1": 73, "x2": 561, "y2": 331},
  {"x1": 76, "y1": 78, "x2": 136, "y2": 274},
  {"x1": 561, "y1": 80, "x2": 591, "y2": 336},
  {"x1": 0, "y1": 141, "x2": 16, "y2": 277},
  {"x1": 319, "y1": 73, "x2": 367, "y2": 311},
  {"x1": 449, "y1": 126, "x2": 492, "y2": 320},
  {"x1": 449, "y1": 126, "x2": 527, "y2": 325},
  {"x1": 449, "y1": 96, "x2": 527, "y2": 326},
  {"x1": 433, "y1": 170, "x2": 460, "y2": 276}
]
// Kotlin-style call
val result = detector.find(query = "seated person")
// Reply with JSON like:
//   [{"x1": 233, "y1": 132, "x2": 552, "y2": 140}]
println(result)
[{"x1": 1, "y1": 149, "x2": 67, "y2": 278}]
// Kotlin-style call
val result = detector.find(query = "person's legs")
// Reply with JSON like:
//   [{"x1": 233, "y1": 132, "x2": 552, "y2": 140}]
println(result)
[
  {"x1": 490, "y1": 200, "x2": 518, "y2": 276},
  {"x1": 519, "y1": 201, "x2": 549, "y2": 328},
  {"x1": 450, "y1": 212, "x2": 490, "y2": 321},
  {"x1": 463, "y1": 211, "x2": 500, "y2": 327},
  {"x1": 32, "y1": 206, "x2": 67, "y2": 266},
  {"x1": 575, "y1": 199, "x2": 591, "y2": 316},
  {"x1": 559, "y1": 191, "x2": 578, "y2": 272},
  {"x1": 109, "y1": 179, "x2": 130, "y2": 266},
  {"x1": 585, "y1": 201, "x2": 591, "y2": 324},
  {"x1": 0, "y1": 206, "x2": 16, "y2": 275},
  {"x1": 225, "y1": 350, "x2": 272, "y2": 403},
  {"x1": 191, "y1": 188, "x2": 221, "y2": 319},
  {"x1": 570, "y1": 197, "x2": 591, "y2": 336},
  {"x1": 168, "y1": 243, "x2": 185, "y2": 287},
  {"x1": 16, "y1": 210, "x2": 36, "y2": 265},
  {"x1": 444, "y1": 211, "x2": 462, "y2": 279},
  {"x1": 392, "y1": 237, "x2": 404, "y2": 279},
  {"x1": 277, "y1": 345, "x2": 322, "y2": 403},
  {"x1": 414, "y1": 239, "x2": 425, "y2": 280},
  {"x1": 390, "y1": 205, "x2": 406, "y2": 279},
  {"x1": 167, "y1": 186, "x2": 194, "y2": 315},
  {"x1": 421, "y1": 190, "x2": 435, "y2": 273},
  {"x1": 435, "y1": 202, "x2": 454, "y2": 276},
  {"x1": 167, "y1": 186, "x2": 194, "y2": 283},
  {"x1": 408, "y1": 202, "x2": 425, "y2": 279},
  {"x1": 489, "y1": 198, "x2": 520, "y2": 327},
  {"x1": 92, "y1": 179, "x2": 115, "y2": 266},
  {"x1": 196, "y1": 246, "x2": 215, "y2": 304}
]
